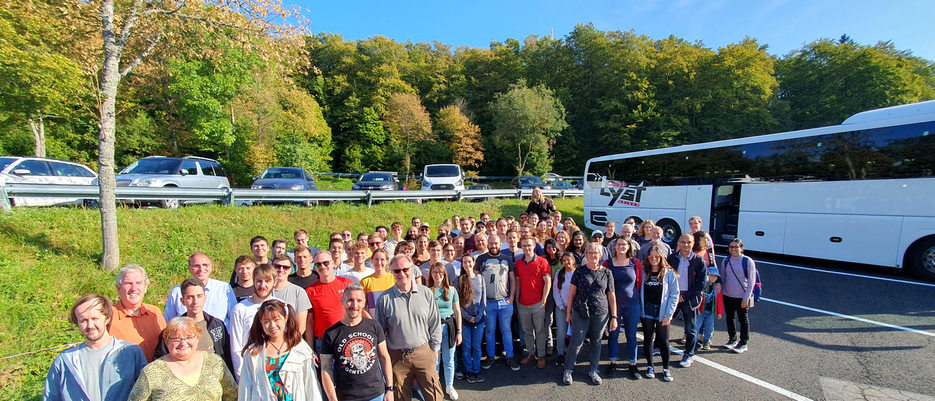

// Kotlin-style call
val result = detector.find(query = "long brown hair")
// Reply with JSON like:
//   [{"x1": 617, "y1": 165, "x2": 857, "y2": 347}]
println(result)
[
  {"x1": 642, "y1": 245, "x2": 678, "y2": 282},
  {"x1": 428, "y1": 262, "x2": 450, "y2": 301},
  {"x1": 243, "y1": 300, "x2": 301, "y2": 357},
  {"x1": 457, "y1": 255, "x2": 475, "y2": 309}
]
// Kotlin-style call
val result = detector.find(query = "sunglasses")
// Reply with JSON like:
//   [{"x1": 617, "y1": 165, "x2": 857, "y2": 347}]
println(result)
[
  {"x1": 315, "y1": 261, "x2": 332, "y2": 268},
  {"x1": 273, "y1": 264, "x2": 291, "y2": 271},
  {"x1": 392, "y1": 267, "x2": 411, "y2": 274}
]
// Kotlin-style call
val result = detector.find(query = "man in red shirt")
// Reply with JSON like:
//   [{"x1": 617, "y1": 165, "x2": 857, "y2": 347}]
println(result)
[
  {"x1": 514, "y1": 236, "x2": 552, "y2": 369},
  {"x1": 305, "y1": 250, "x2": 352, "y2": 353}
]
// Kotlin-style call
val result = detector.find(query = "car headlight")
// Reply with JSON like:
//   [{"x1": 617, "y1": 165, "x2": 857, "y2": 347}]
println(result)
[
  {"x1": 290, "y1": 184, "x2": 304, "y2": 190},
  {"x1": 456, "y1": 179, "x2": 463, "y2": 187},
  {"x1": 381, "y1": 184, "x2": 392, "y2": 189},
  {"x1": 130, "y1": 178, "x2": 156, "y2": 186},
  {"x1": 251, "y1": 184, "x2": 261, "y2": 189},
  {"x1": 352, "y1": 185, "x2": 360, "y2": 190}
]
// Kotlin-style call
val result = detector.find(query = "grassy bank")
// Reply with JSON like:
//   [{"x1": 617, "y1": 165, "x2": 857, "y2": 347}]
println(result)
[{"x1": 0, "y1": 197, "x2": 584, "y2": 399}]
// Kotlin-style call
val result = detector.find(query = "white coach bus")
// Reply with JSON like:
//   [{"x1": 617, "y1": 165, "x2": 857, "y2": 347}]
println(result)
[{"x1": 583, "y1": 101, "x2": 935, "y2": 280}]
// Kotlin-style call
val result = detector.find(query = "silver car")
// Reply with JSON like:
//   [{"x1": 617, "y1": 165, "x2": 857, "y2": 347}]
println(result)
[
  {"x1": 0, "y1": 156, "x2": 97, "y2": 207},
  {"x1": 114, "y1": 156, "x2": 230, "y2": 208}
]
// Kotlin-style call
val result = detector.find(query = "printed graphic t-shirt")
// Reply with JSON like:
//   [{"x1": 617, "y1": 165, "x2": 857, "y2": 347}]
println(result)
[{"x1": 321, "y1": 318, "x2": 387, "y2": 401}]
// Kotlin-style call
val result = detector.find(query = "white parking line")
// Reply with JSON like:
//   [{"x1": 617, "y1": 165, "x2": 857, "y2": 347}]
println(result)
[
  {"x1": 637, "y1": 333, "x2": 814, "y2": 401},
  {"x1": 716, "y1": 256, "x2": 935, "y2": 288},
  {"x1": 761, "y1": 297, "x2": 935, "y2": 338}
]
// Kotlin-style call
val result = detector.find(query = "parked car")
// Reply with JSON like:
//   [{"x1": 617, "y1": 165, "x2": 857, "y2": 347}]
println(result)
[
  {"x1": 543, "y1": 172, "x2": 563, "y2": 182},
  {"x1": 352, "y1": 172, "x2": 398, "y2": 191},
  {"x1": 550, "y1": 180, "x2": 575, "y2": 190},
  {"x1": 112, "y1": 156, "x2": 230, "y2": 208},
  {"x1": 466, "y1": 184, "x2": 492, "y2": 202},
  {"x1": 510, "y1": 175, "x2": 551, "y2": 190},
  {"x1": 0, "y1": 156, "x2": 97, "y2": 207},
  {"x1": 250, "y1": 167, "x2": 318, "y2": 206},
  {"x1": 421, "y1": 164, "x2": 465, "y2": 191}
]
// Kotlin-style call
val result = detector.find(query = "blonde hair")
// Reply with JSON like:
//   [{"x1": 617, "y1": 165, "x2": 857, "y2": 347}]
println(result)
[{"x1": 163, "y1": 316, "x2": 202, "y2": 342}]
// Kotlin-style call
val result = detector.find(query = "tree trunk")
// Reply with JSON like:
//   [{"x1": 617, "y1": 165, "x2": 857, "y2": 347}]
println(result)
[
  {"x1": 98, "y1": 0, "x2": 121, "y2": 272},
  {"x1": 28, "y1": 114, "x2": 46, "y2": 158}
]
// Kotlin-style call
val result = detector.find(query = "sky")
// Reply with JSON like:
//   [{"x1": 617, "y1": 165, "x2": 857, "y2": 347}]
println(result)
[{"x1": 294, "y1": 0, "x2": 935, "y2": 61}]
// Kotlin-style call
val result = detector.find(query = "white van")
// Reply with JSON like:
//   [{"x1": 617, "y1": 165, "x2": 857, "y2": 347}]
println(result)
[{"x1": 421, "y1": 164, "x2": 465, "y2": 191}]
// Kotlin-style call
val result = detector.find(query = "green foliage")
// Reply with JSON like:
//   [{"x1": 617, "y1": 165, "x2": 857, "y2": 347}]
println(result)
[{"x1": 490, "y1": 80, "x2": 568, "y2": 177}]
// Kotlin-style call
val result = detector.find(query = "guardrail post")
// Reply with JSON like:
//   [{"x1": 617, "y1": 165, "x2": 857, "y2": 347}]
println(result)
[
  {"x1": 560, "y1": 190, "x2": 566, "y2": 198},
  {"x1": 366, "y1": 191, "x2": 373, "y2": 208},
  {"x1": 516, "y1": 190, "x2": 522, "y2": 200},
  {"x1": 456, "y1": 191, "x2": 462, "y2": 202},
  {"x1": 0, "y1": 187, "x2": 10, "y2": 213},
  {"x1": 227, "y1": 188, "x2": 236, "y2": 207}
]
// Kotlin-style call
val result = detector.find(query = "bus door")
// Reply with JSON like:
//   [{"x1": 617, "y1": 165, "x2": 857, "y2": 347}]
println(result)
[{"x1": 710, "y1": 185, "x2": 741, "y2": 246}]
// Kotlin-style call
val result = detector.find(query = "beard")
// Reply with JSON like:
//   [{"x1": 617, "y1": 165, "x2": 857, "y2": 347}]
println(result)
[{"x1": 83, "y1": 326, "x2": 106, "y2": 343}]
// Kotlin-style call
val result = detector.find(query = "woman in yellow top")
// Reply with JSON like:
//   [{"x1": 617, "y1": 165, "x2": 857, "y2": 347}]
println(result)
[
  {"x1": 360, "y1": 249, "x2": 396, "y2": 317},
  {"x1": 128, "y1": 317, "x2": 237, "y2": 401}
]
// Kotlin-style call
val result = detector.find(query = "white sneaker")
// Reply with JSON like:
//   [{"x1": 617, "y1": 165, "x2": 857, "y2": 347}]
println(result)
[
  {"x1": 679, "y1": 355, "x2": 694, "y2": 368},
  {"x1": 723, "y1": 340, "x2": 738, "y2": 350},
  {"x1": 446, "y1": 386, "x2": 459, "y2": 400},
  {"x1": 733, "y1": 344, "x2": 748, "y2": 354},
  {"x1": 589, "y1": 370, "x2": 602, "y2": 385},
  {"x1": 563, "y1": 370, "x2": 573, "y2": 385}
]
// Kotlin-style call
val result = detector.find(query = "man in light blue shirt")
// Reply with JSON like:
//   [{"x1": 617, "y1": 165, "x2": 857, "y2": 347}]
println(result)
[{"x1": 164, "y1": 252, "x2": 237, "y2": 325}]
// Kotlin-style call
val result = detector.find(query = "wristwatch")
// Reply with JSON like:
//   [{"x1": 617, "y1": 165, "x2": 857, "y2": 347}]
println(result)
[{"x1": 385, "y1": 385, "x2": 396, "y2": 391}]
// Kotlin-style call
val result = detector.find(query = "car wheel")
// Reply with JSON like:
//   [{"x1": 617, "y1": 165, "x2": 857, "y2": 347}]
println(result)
[
  {"x1": 159, "y1": 198, "x2": 180, "y2": 209},
  {"x1": 906, "y1": 236, "x2": 935, "y2": 282},
  {"x1": 83, "y1": 199, "x2": 100, "y2": 209},
  {"x1": 303, "y1": 200, "x2": 318, "y2": 207}
]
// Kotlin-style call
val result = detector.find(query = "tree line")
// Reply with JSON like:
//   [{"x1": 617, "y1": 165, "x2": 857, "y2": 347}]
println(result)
[{"x1": 2, "y1": 3, "x2": 934, "y2": 184}]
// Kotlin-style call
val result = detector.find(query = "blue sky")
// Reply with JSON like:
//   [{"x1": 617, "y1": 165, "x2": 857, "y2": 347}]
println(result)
[{"x1": 296, "y1": 0, "x2": 934, "y2": 60}]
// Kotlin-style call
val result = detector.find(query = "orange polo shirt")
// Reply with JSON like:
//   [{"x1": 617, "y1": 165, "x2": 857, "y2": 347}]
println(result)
[{"x1": 110, "y1": 302, "x2": 167, "y2": 362}]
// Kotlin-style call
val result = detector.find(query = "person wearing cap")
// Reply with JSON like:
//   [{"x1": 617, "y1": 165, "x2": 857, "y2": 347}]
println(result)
[{"x1": 697, "y1": 265, "x2": 724, "y2": 350}]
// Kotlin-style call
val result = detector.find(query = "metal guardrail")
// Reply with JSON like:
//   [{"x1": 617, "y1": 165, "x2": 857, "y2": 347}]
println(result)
[
  {"x1": 314, "y1": 172, "x2": 583, "y2": 182},
  {"x1": 0, "y1": 184, "x2": 583, "y2": 211}
]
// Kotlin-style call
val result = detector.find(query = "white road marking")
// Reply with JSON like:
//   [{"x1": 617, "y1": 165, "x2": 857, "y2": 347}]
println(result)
[
  {"x1": 761, "y1": 297, "x2": 935, "y2": 338},
  {"x1": 637, "y1": 333, "x2": 814, "y2": 401}
]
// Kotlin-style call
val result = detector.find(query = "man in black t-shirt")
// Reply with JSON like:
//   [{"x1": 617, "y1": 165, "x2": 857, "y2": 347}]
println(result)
[{"x1": 321, "y1": 283, "x2": 394, "y2": 401}]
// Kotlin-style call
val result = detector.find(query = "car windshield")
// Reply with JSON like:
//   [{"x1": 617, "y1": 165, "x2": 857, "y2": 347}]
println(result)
[
  {"x1": 554, "y1": 181, "x2": 571, "y2": 187},
  {"x1": 260, "y1": 168, "x2": 304, "y2": 180},
  {"x1": 0, "y1": 157, "x2": 17, "y2": 172},
  {"x1": 519, "y1": 176, "x2": 543, "y2": 185},
  {"x1": 360, "y1": 174, "x2": 391, "y2": 182},
  {"x1": 121, "y1": 158, "x2": 180, "y2": 174},
  {"x1": 468, "y1": 185, "x2": 487, "y2": 190},
  {"x1": 425, "y1": 165, "x2": 460, "y2": 177}
]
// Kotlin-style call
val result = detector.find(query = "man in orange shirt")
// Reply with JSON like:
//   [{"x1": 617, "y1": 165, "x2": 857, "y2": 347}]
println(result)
[{"x1": 109, "y1": 265, "x2": 166, "y2": 362}]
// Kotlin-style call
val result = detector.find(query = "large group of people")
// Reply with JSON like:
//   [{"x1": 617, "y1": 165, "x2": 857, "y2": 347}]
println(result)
[{"x1": 44, "y1": 188, "x2": 759, "y2": 400}]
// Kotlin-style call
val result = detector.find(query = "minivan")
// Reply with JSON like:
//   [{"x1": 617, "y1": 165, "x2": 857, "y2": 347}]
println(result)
[{"x1": 421, "y1": 164, "x2": 465, "y2": 191}]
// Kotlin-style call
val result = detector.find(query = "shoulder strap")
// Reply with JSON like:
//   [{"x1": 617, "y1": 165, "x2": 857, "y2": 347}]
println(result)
[{"x1": 727, "y1": 258, "x2": 747, "y2": 291}]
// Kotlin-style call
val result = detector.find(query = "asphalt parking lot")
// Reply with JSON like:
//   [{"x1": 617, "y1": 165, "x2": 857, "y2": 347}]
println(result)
[{"x1": 440, "y1": 254, "x2": 935, "y2": 401}]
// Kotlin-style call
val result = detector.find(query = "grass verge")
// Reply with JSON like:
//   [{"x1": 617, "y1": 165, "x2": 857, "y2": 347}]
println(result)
[{"x1": 0, "y1": 197, "x2": 583, "y2": 399}]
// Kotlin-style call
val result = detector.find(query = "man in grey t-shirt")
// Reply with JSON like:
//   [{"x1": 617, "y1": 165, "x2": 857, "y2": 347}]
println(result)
[
  {"x1": 44, "y1": 294, "x2": 147, "y2": 401},
  {"x1": 271, "y1": 255, "x2": 312, "y2": 336}
]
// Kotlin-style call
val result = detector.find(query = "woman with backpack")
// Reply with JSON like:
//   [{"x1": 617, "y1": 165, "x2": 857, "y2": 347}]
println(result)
[{"x1": 721, "y1": 238, "x2": 757, "y2": 354}]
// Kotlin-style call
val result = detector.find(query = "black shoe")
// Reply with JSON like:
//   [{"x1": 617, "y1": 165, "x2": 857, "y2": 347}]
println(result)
[
  {"x1": 481, "y1": 356, "x2": 495, "y2": 370},
  {"x1": 629, "y1": 364, "x2": 640, "y2": 379},
  {"x1": 555, "y1": 354, "x2": 565, "y2": 366},
  {"x1": 606, "y1": 362, "x2": 617, "y2": 378}
]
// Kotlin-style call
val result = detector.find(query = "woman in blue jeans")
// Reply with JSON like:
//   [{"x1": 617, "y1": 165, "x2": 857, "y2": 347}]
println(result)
[
  {"x1": 562, "y1": 243, "x2": 617, "y2": 386},
  {"x1": 604, "y1": 237, "x2": 642, "y2": 378},
  {"x1": 457, "y1": 254, "x2": 486, "y2": 383},
  {"x1": 640, "y1": 245, "x2": 680, "y2": 382},
  {"x1": 429, "y1": 262, "x2": 462, "y2": 400}
]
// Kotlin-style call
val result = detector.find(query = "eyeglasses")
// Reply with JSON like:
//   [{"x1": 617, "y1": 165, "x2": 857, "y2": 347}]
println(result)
[
  {"x1": 315, "y1": 261, "x2": 332, "y2": 268},
  {"x1": 392, "y1": 268, "x2": 410, "y2": 274},
  {"x1": 729, "y1": 245, "x2": 741, "y2": 249},
  {"x1": 168, "y1": 334, "x2": 197, "y2": 343},
  {"x1": 273, "y1": 264, "x2": 291, "y2": 271}
]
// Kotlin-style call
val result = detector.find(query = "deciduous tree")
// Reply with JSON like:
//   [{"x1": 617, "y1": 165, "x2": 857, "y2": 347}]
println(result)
[
  {"x1": 435, "y1": 105, "x2": 483, "y2": 169},
  {"x1": 384, "y1": 93, "x2": 433, "y2": 180},
  {"x1": 490, "y1": 80, "x2": 567, "y2": 177}
]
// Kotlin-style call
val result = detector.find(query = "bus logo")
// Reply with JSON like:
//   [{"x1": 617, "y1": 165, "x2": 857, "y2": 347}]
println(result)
[{"x1": 600, "y1": 186, "x2": 646, "y2": 207}]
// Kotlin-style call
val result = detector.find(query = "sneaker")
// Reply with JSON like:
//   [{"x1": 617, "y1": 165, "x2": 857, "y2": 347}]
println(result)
[
  {"x1": 475, "y1": 373, "x2": 485, "y2": 383},
  {"x1": 563, "y1": 370, "x2": 573, "y2": 385},
  {"x1": 555, "y1": 354, "x2": 565, "y2": 366},
  {"x1": 652, "y1": 348, "x2": 661, "y2": 356},
  {"x1": 723, "y1": 340, "x2": 738, "y2": 350},
  {"x1": 537, "y1": 357, "x2": 546, "y2": 369},
  {"x1": 645, "y1": 367, "x2": 655, "y2": 379},
  {"x1": 701, "y1": 341, "x2": 711, "y2": 351},
  {"x1": 455, "y1": 370, "x2": 464, "y2": 380},
  {"x1": 446, "y1": 386, "x2": 459, "y2": 400},
  {"x1": 733, "y1": 344, "x2": 748, "y2": 354},
  {"x1": 663, "y1": 369, "x2": 673, "y2": 382},
  {"x1": 629, "y1": 364, "x2": 640, "y2": 379},
  {"x1": 589, "y1": 370, "x2": 602, "y2": 385},
  {"x1": 466, "y1": 373, "x2": 477, "y2": 383},
  {"x1": 481, "y1": 356, "x2": 495, "y2": 370},
  {"x1": 506, "y1": 357, "x2": 520, "y2": 371},
  {"x1": 679, "y1": 355, "x2": 693, "y2": 368},
  {"x1": 520, "y1": 354, "x2": 535, "y2": 364},
  {"x1": 606, "y1": 362, "x2": 617, "y2": 377}
]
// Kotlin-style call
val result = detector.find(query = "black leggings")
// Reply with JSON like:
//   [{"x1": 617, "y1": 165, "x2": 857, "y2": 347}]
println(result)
[
  {"x1": 723, "y1": 296, "x2": 750, "y2": 345},
  {"x1": 641, "y1": 317, "x2": 670, "y2": 369}
]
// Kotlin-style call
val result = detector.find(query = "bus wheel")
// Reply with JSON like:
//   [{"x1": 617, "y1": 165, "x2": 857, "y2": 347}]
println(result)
[
  {"x1": 907, "y1": 237, "x2": 935, "y2": 282},
  {"x1": 657, "y1": 218, "x2": 681, "y2": 248}
]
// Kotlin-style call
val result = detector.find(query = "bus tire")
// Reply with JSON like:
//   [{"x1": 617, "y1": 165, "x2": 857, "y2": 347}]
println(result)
[
  {"x1": 906, "y1": 236, "x2": 935, "y2": 282},
  {"x1": 657, "y1": 218, "x2": 682, "y2": 248}
]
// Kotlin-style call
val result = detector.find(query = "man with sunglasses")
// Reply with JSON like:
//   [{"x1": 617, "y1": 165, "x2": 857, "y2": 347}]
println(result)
[
  {"x1": 305, "y1": 250, "x2": 353, "y2": 352},
  {"x1": 270, "y1": 254, "x2": 311, "y2": 337},
  {"x1": 375, "y1": 255, "x2": 444, "y2": 401}
]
